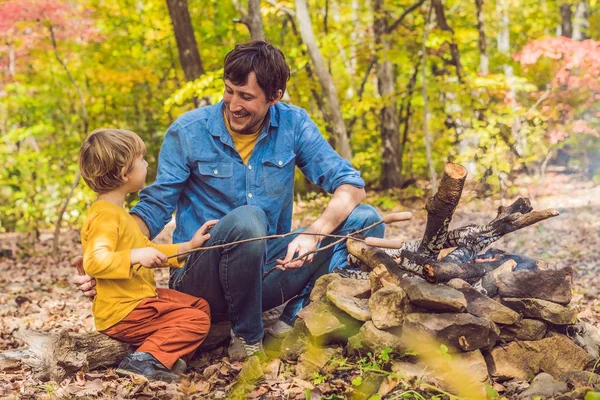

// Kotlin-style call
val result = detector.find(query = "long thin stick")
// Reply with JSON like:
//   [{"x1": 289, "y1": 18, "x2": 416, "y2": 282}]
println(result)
[
  {"x1": 133, "y1": 212, "x2": 412, "y2": 276},
  {"x1": 262, "y1": 212, "x2": 412, "y2": 279}
]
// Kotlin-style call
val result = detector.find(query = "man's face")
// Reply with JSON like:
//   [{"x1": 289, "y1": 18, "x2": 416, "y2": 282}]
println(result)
[{"x1": 223, "y1": 72, "x2": 281, "y2": 135}]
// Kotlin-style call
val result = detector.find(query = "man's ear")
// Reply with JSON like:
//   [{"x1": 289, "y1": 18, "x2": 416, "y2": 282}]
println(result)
[{"x1": 269, "y1": 89, "x2": 283, "y2": 105}]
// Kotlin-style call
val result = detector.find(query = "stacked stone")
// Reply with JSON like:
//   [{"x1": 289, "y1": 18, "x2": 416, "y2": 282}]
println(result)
[{"x1": 280, "y1": 264, "x2": 600, "y2": 398}]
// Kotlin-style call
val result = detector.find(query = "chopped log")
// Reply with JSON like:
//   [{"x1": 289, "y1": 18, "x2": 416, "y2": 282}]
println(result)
[
  {"x1": 418, "y1": 163, "x2": 467, "y2": 259},
  {"x1": 347, "y1": 238, "x2": 404, "y2": 283},
  {"x1": 0, "y1": 331, "x2": 131, "y2": 381},
  {"x1": 385, "y1": 198, "x2": 558, "y2": 260}
]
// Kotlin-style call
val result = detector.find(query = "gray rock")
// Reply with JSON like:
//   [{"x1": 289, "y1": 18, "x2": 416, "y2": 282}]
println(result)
[
  {"x1": 446, "y1": 278, "x2": 471, "y2": 289},
  {"x1": 501, "y1": 298, "x2": 578, "y2": 325},
  {"x1": 327, "y1": 277, "x2": 371, "y2": 298},
  {"x1": 296, "y1": 345, "x2": 341, "y2": 380},
  {"x1": 391, "y1": 352, "x2": 488, "y2": 398},
  {"x1": 454, "y1": 350, "x2": 490, "y2": 384},
  {"x1": 458, "y1": 286, "x2": 520, "y2": 325},
  {"x1": 500, "y1": 319, "x2": 547, "y2": 341},
  {"x1": 326, "y1": 290, "x2": 371, "y2": 322},
  {"x1": 347, "y1": 321, "x2": 406, "y2": 354},
  {"x1": 518, "y1": 373, "x2": 568, "y2": 400},
  {"x1": 310, "y1": 273, "x2": 342, "y2": 302},
  {"x1": 400, "y1": 276, "x2": 467, "y2": 313},
  {"x1": 496, "y1": 267, "x2": 573, "y2": 305},
  {"x1": 566, "y1": 322, "x2": 600, "y2": 361},
  {"x1": 369, "y1": 266, "x2": 396, "y2": 294},
  {"x1": 280, "y1": 319, "x2": 310, "y2": 361},
  {"x1": 475, "y1": 259, "x2": 517, "y2": 297},
  {"x1": 485, "y1": 335, "x2": 590, "y2": 381},
  {"x1": 369, "y1": 285, "x2": 411, "y2": 329},
  {"x1": 402, "y1": 312, "x2": 499, "y2": 351},
  {"x1": 391, "y1": 361, "x2": 443, "y2": 386},
  {"x1": 297, "y1": 301, "x2": 345, "y2": 338},
  {"x1": 560, "y1": 370, "x2": 600, "y2": 388}
]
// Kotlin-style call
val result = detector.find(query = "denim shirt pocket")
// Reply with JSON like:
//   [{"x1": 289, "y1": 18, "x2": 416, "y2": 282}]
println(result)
[
  {"x1": 262, "y1": 152, "x2": 296, "y2": 197},
  {"x1": 197, "y1": 160, "x2": 235, "y2": 198}
]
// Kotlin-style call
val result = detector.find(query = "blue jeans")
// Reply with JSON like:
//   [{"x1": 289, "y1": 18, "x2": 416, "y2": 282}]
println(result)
[{"x1": 169, "y1": 204, "x2": 384, "y2": 345}]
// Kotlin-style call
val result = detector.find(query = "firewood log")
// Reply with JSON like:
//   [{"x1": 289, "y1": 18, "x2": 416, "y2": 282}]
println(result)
[{"x1": 418, "y1": 163, "x2": 467, "y2": 259}]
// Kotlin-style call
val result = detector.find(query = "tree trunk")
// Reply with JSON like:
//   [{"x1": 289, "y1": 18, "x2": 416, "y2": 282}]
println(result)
[
  {"x1": 475, "y1": 0, "x2": 489, "y2": 76},
  {"x1": 295, "y1": 0, "x2": 352, "y2": 160},
  {"x1": 48, "y1": 24, "x2": 88, "y2": 255},
  {"x1": 374, "y1": 0, "x2": 403, "y2": 189},
  {"x1": 421, "y1": 2, "x2": 438, "y2": 193},
  {"x1": 166, "y1": 0, "x2": 204, "y2": 107},
  {"x1": 238, "y1": 0, "x2": 265, "y2": 40},
  {"x1": 432, "y1": 0, "x2": 463, "y2": 81},
  {"x1": 560, "y1": 4, "x2": 573, "y2": 38},
  {"x1": 572, "y1": 1, "x2": 590, "y2": 41}
]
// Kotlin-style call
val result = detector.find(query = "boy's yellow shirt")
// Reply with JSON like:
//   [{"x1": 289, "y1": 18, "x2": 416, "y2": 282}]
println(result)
[{"x1": 81, "y1": 200, "x2": 183, "y2": 331}]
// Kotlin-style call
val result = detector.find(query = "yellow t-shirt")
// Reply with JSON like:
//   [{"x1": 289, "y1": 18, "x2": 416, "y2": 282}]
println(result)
[
  {"x1": 81, "y1": 200, "x2": 182, "y2": 331},
  {"x1": 224, "y1": 111, "x2": 260, "y2": 164}
]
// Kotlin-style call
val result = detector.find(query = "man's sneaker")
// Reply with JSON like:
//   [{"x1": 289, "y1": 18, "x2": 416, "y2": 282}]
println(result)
[
  {"x1": 116, "y1": 352, "x2": 180, "y2": 382},
  {"x1": 228, "y1": 330, "x2": 266, "y2": 361},
  {"x1": 268, "y1": 320, "x2": 294, "y2": 339}
]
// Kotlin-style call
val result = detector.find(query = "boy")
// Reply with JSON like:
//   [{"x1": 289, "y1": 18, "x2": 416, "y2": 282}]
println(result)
[{"x1": 79, "y1": 128, "x2": 217, "y2": 381}]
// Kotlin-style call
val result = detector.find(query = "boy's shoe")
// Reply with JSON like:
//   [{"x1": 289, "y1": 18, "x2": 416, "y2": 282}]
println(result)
[
  {"x1": 171, "y1": 358, "x2": 187, "y2": 375},
  {"x1": 268, "y1": 320, "x2": 293, "y2": 339},
  {"x1": 116, "y1": 352, "x2": 180, "y2": 382},
  {"x1": 228, "y1": 330, "x2": 266, "y2": 361}
]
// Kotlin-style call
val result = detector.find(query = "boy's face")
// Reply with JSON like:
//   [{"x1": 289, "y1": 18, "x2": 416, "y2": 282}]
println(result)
[
  {"x1": 126, "y1": 156, "x2": 148, "y2": 192},
  {"x1": 223, "y1": 72, "x2": 282, "y2": 135}
]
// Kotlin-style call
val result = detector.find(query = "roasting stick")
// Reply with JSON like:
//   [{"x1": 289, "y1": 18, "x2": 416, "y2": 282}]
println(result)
[
  {"x1": 132, "y1": 211, "x2": 412, "y2": 277},
  {"x1": 261, "y1": 211, "x2": 412, "y2": 280}
]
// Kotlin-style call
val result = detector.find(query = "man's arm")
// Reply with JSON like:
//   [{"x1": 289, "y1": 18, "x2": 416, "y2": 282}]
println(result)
[
  {"x1": 277, "y1": 184, "x2": 365, "y2": 269},
  {"x1": 130, "y1": 122, "x2": 191, "y2": 239}
]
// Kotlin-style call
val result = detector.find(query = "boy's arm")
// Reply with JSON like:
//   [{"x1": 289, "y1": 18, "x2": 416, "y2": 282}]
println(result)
[
  {"x1": 83, "y1": 212, "x2": 133, "y2": 279},
  {"x1": 144, "y1": 219, "x2": 218, "y2": 267},
  {"x1": 130, "y1": 122, "x2": 191, "y2": 239}
]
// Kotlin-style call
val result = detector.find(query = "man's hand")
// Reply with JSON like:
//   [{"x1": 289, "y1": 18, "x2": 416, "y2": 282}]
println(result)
[
  {"x1": 276, "y1": 234, "x2": 320, "y2": 270},
  {"x1": 130, "y1": 247, "x2": 168, "y2": 269},
  {"x1": 71, "y1": 256, "x2": 96, "y2": 298}
]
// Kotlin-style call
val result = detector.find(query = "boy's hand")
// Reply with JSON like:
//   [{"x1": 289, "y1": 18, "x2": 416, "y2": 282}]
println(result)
[
  {"x1": 131, "y1": 247, "x2": 168, "y2": 269},
  {"x1": 190, "y1": 219, "x2": 219, "y2": 249}
]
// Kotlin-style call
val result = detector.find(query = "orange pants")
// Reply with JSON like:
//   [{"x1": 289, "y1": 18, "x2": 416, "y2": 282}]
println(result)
[{"x1": 102, "y1": 288, "x2": 210, "y2": 369}]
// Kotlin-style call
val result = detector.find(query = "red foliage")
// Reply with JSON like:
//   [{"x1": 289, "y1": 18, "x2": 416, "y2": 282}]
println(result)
[
  {"x1": 0, "y1": 0, "x2": 100, "y2": 80},
  {"x1": 514, "y1": 37, "x2": 600, "y2": 143}
]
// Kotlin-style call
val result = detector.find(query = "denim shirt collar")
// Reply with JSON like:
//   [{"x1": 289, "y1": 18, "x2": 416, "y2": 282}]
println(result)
[{"x1": 207, "y1": 100, "x2": 280, "y2": 147}]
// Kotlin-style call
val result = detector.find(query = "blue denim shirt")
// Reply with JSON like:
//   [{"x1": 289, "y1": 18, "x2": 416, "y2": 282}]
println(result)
[{"x1": 131, "y1": 100, "x2": 364, "y2": 243}]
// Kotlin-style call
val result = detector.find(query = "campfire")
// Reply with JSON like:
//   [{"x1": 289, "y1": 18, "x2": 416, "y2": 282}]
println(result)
[{"x1": 278, "y1": 163, "x2": 600, "y2": 397}]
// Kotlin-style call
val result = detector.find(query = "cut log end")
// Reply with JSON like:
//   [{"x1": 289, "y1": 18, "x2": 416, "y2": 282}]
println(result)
[{"x1": 444, "y1": 162, "x2": 468, "y2": 179}]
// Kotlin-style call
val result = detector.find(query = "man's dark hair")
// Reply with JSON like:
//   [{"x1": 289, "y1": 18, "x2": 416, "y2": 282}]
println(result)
[{"x1": 224, "y1": 41, "x2": 290, "y2": 101}]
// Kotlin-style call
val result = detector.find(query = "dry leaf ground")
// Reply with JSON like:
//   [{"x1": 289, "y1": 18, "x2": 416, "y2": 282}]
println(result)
[{"x1": 0, "y1": 171, "x2": 598, "y2": 399}]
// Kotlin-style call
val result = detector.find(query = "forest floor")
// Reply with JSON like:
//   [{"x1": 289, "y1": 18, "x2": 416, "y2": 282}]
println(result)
[{"x1": 0, "y1": 170, "x2": 599, "y2": 399}]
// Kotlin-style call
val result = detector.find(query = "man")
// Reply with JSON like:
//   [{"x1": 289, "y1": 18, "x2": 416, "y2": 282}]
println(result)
[{"x1": 74, "y1": 41, "x2": 384, "y2": 360}]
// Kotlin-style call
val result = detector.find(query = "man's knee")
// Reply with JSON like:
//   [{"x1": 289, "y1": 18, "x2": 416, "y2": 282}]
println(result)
[
  {"x1": 350, "y1": 204, "x2": 382, "y2": 225},
  {"x1": 223, "y1": 205, "x2": 268, "y2": 239}
]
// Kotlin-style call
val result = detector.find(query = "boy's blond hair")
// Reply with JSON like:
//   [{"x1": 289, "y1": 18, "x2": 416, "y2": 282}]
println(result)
[{"x1": 79, "y1": 128, "x2": 146, "y2": 193}]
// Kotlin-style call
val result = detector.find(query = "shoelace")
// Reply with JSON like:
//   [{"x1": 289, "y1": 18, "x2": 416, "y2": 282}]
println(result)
[{"x1": 243, "y1": 342, "x2": 262, "y2": 356}]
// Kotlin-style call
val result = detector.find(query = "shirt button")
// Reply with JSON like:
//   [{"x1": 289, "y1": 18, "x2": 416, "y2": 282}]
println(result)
[
  {"x1": 248, "y1": 165, "x2": 252, "y2": 170},
  {"x1": 278, "y1": 160, "x2": 283, "y2": 166},
  {"x1": 248, "y1": 193, "x2": 253, "y2": 198},
  {"x1": 213, "y1": 169, "x2": 218, "y2": 175}
]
